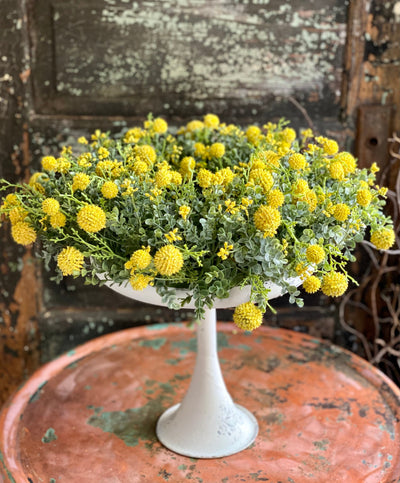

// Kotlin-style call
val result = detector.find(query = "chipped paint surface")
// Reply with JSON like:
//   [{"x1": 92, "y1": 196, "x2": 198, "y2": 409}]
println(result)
[
  {"x1": 1, "y1": 324, "x2": 400, "y2": 481},
  {"x1": 29, "y1": 0, "x2": 347, "y2": 120}
]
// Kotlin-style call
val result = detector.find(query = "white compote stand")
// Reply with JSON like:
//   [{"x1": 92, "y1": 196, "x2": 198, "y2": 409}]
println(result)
[{"x1": 101, "y1": 277, "x2": 300, "y2": 458}]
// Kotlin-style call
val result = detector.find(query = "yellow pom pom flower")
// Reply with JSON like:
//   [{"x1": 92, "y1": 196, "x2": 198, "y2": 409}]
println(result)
[
  {"x1": 129, "y1": 274, "x2": 154, "y2": 291},
  {"x1": 11, "y1": 221, "x2": 37, "y2": 245},
  {"x1": 332, "y1": 203, "x2": 350, "y2": 222},
  {"x1": 50, "y1": 212, "x2": 66, "y2": 229},
  {"x1": 42, "y1": 198, "x2": 60, "y2": 216},
  {"x1": 213, "y1": 167, "x2": 235, "y2": 186},
  {"x1": 356, "y1": 189, "x2": 372, "y2": 207},
  {"x1": 335, "y1": 152, "x2": 356, "y2": 175},
  {"x1": 254, "y1": 205, "x2": 281, "y2": 237},
  {"x1": 304, "y1": 189, "x2": 318, "y2": 212},
  {"x1": 322, "y1": 139, "x2": 339, "y2": 155},
  {"x1": 282, "y1": 127, "x2": 296, "y2": 143},
  {"x1": 155, "y1": 168, "x2": 173, "y2": 188},
  {"x1": 180, "y1": 157, "x2": 196, "y2": 177},
  {"x1": 132, "y1": 160, "x2": 148, "y2": 176},
  {"x1": 41, "y1": 156, "x2": 58, "y2": 172},
  {"x1": 72, "y1": 173, "x2": 91, "y2": 192},
  {"x1": 291, "y1": 179, "x2": 309, "y2": 201},
  {"x1": 288, "y1": 153, "x2": 307, "y2": 170},
  {"x1": 321, "y1": 271, "x2": 348, "y2": 297},
  {"x1": 249, "y1": 168, "x2": 274, "y2": 193},
  {"x1": 246, "y1": 125, "x2": 261, "y2": 144},
  {"x1": 77, "y1": 205, "x2": 106, "y2": 233},
  {"x1": 370, "y1": 228, "x2": 395, "y2": 250},
  {"x1": 187, "y1": 120, "x2": 204, "y2": 132},
  {"x1": 125, "y1": 248, "x2": 152, "y2": 271},
  {"x1": 306, "y1": 244, "x2": 325, "y2": 265},
  {"x1": 194, "y1": 142, "x2": 206, "y2": 158},
  {"x1": 303, "y1": 276, "x2": 321, "y2": 294},
  {"x1": 101, "y1": 181, "x2": 119, "y2": 199},
  {"x1": 152, "y1": 117, "x2": 168, "y2": 134},
  {"x1": 154, "y1": 245, "x2": 184, "y2": 276},
  {"x1": 57, "y1": 246, "x2": 85, "y2": 276},
  {"x1": 209, "y1": 143, "x2": 225, "y2": 158},
  {"x1": 203, "y1": 114, "x2": 220, "y2": 129},
  {"x1": 329, "y1": 161, "x2": 345, "y2": 180},
  {"x1": 134, "y1": 145, "x2": 157, "y2": 165},
  {"x1": 233, "y1": 302, "x2": 263, "y2": 331},
  {"x1": 8, "y1": 207, "x2": 28, "y2": 225},
  {"x1": 267, "y1": 189, "x2": 285, "y2": 208}
]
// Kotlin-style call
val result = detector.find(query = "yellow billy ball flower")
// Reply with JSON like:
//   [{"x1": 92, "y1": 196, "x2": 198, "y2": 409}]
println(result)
[
  {"x1": 291, "y1": 179, "x2": 309, "y2": 201},
  {"x1": 8, "y1": 207, "x2": 28, "y2": 225},
  {"x1": 11, "y1": 221, "x2": 37, "y2": 245},
  {"x1": 134, "y1": 145, "x2": 157, "y2": 165},
  {"x1": 213, "y1": 167, "x2": 234, "y2": 186},
  {"x1": 254, "y1": 205, "x2": 281, "y2": 237},
  {"x1": 329, "y1": 161, "x2": 345, "y2": 180},
  {"x1": 132, "y1": 160, "x2": 148, "y2": 175},
  {"x1": 249, "y1": 168, "x2": 274, "y2": 193},
  {"x1": 57, "y1": 246, "x2": 85, "y2": 276},
  {"x1": 209, "y1": 142, "x2": 225, "y2": 158},
  {"x1": 306, "y1": 244, "x2": 325, "y2": 265},
  {"x1": 129, "y1": 274, "x2": 154, "y2": 291},
  {"x1": 77, "y1": 205, "x2": 106, "y2": 233},
  {"x1": 41, "y1": 156, "x2": 58, "y2": 171},
  {"x1": 233, "y1": 302, "x2": 263, "y2": 331},
  {"x1": 194, "y1": 142, "x2": 206, "y2": 157},
  {"x1": 152, "y1": 117, "x2": 168, "y2": 134},
  {"x1": 170, "y1": 171, "x2": 182, "y2": 185},
  {"x1": 267, "y1": 189, "x2": 285, "y2": 208},
  {"x1": 180, "y1": 156, "x2": 196, "y2": 177},
  {"x1": 370, "y1": 228, "x2": 395, "y2": 250},
  {"x1": 246, "y1": 125, "x2": 261, "y2": 144},
  {"x1": 203, "y1": 113, "x2": 219, "y2": 129},
  {"x1": 321, "y1": 271, "x2": 348, "y2": 297},
  {"x1": 332, "y1": 203, "x2": 350, "y2": 222},
  {"x1": 42, "y1": 198, "x2": 60, "y2": 216},
  {"x1": 50, "y1": 212, "x2": 66, "y2": 228},
  {"x1": 155, "y1": 168, "x2": 173, "y2": 188},
  {"x1": 72, "y1": 173, "x2": 91, "y2": 192},
  {"x1": 282, "y1": 127, "x2": 296, "y2": 143},
  {"x1": 101, "y1": 181, "x2": 119, "y2": 199},
  {"x1": 154, "y1": 245, "x2": 184, "y2": 276},
  {"x1": 303, "y1": 275, "x2": 321, "y2": 294},
  {"x1": 335, "y1": 152, "x2": 356, "y2": 175},
  {"x1": 187, "y1": 120, "x2": 204, "y2": 132},
  {"x1": 288, "y1": 153, "x2": 307, "y2": 170},
  {"x1": 179, "y1": 205, "x2": 191, "y2": 220},
  {"x1": 322, "y1": 139, "x2": 339, "y2": 155},
  {"x1": 356, "y1": 188, "x2": 372, "y2": 207},
  {"x1": 125, "y1": 248, "x2": 152, "y2": 271},
  {"x1": 304, "y1": 189, "x2": 318, "y2": 212},
  {"x1": 196, "y1": 169, "x2": 213, "y2": 188}
]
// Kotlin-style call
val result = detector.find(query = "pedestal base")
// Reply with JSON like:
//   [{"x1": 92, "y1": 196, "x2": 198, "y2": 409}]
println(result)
[{"x1": 156, "y1": 403, "x2": 258, "y2": 458}]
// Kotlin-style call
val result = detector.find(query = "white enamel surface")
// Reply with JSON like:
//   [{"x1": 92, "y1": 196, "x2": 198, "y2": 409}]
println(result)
[
  {"x1": 156, "y1": 307, "x2": 258, "y2": 458},
  {"x1": 99, "y1": 275, "x2": 302, "y2": 309}
]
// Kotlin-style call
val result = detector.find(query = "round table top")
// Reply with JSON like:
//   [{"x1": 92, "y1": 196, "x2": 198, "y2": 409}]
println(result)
[{"x1": 1, "y1": 323, "x2": 400, "y2": 482}]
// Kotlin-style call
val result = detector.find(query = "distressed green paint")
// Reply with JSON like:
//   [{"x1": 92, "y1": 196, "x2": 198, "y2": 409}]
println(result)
[
  {"x1": 28, "y1": 380, "x2": 47, "y2": 403},
  {"x1": 41, "y1": 427, "x2": 57, "y2": 444},
  {"x1": 87, "y1": 398, "x2": 170, "y2": 448},
  {"x1": 139, "y1": 337, "x2": 167, "y2": 350}
]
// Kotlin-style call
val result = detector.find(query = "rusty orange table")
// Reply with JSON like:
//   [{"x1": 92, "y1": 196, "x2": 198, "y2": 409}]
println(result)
[{"x1": 1, "y1": 323, "x2": 400, "y2": 482}]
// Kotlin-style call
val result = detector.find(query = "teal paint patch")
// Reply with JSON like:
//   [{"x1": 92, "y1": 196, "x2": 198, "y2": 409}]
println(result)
[
  {"x1": 50, "y1": 479, "x2": 57, "y2": 483},
  {"x1": 0, "y1": 449, "x2": 16, "y2": 483},
  {"x1": 42, "y1": 427, "x2": 58, "y2": 443},
  {"x1": 29, "y1": 380, "x2": 48, "y2": 403},
  {"x1": 139, "y1": 337, "x2": 167, "y2": 350},
  {"x1": 313, "y1": 439, "x2": 329, "y2": 451},
  {"x1": 165, "y1": 357, "x2": 183, "y2": 365},
  {"x1": 65, "y1": 361, "x2": 78, "y2": 370},
  {"x1": 84, "y1": 385, "x2": 91, "y2": 390},
  {"x1": 147, "y1": 323, "x2": 183, "y2": 330},
  {"x1": 178, "y1": 464, "x2": 187, "y2": 470},
  {"x1": 171, "y1": 337, "x2": 197, "y2": 355},
  {"x1": 67, "y1": 349, "x2": 76, "y2": 356},
  {"x1": 87, "y1": 395, "x2": 173, "y2": 448}
]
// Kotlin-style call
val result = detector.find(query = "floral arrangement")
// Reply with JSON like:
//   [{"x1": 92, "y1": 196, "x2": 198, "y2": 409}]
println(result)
[{"x1": 0, "y1": 114, "x2": 395, "y2": 330}]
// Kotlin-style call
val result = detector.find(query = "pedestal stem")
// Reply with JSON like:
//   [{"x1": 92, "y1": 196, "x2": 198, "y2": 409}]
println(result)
[{"x1": 156, "y1": 308, "x2": 258, "y2": 458}]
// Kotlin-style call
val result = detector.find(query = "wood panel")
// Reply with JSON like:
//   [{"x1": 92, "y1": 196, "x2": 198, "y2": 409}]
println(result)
[{"x1": 28, "y1": 0, "x2": 348, "y2": 126}]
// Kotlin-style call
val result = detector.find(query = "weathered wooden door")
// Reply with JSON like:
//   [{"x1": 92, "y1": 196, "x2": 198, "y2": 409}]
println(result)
[{"x1": 1, "y1": 0, "x2": 399, "y2": 404}]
